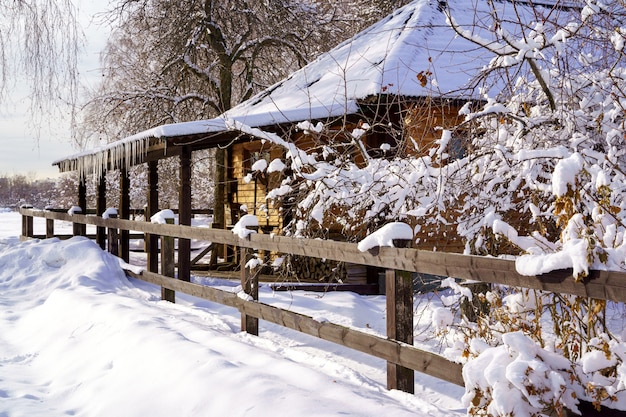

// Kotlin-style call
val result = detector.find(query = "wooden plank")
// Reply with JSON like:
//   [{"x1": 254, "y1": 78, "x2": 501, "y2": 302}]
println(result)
[
  {"x1": 240, "y1": 246, "x2": 259, "y2": 335},
  {"x1": 46, "y1": 219, "x2": 54, "y2": 239},
  {"x1": 134, "y1": 270, "x2": 241, "y2": 309},
  {"x1": 25, "y1": 215, "x2": 34, "y2": 238},
  {"x1": 119, "y1": 168, "x2": 130, "y2": 263},
  {"x1": 190, "y1": 244, "x2": 213, "y2": 267},
  {"x1": 78, "y1": 177, "x2": 87, "y2": 236},
  {"x1": 19, "y1": 209, "x2": 238, "y2": 243},
  {"x1": 147, "y1": 160, "x2": 159, "y2": 273},
  {"x1": 20, "y1": 208, "x2": 626, "y2": 304},
  {"x1": 161, "y1": 218, "x2": 175, "y2": 302},
  {"x1": 107, "y1": 212, "x2": 119, "y2": 256},
  {"x1": 124, "y1": 268, "x2": 465, "y2": 386},
  {"x1": 244, "y1": 295, "x2": 465, "y2": 386},
  {"x1": 96, "y1": 174, "x2": 106, "y2": 249},
  {"x1": 178, "y1": 146, "x2": 192, "y2": 282},
  {"x1": 386, "y1": 269, "x2": 414, "y2": 393}
]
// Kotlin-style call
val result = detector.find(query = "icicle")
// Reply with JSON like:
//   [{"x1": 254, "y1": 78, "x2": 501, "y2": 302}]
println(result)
[{"x1": 55, "y1": 135, "x2": 154, "y2": 180}]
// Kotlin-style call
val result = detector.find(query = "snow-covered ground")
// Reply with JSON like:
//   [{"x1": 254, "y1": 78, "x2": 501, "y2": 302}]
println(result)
[{"x1": 0, "y1": 210, "x2": 465, "y2": 417}]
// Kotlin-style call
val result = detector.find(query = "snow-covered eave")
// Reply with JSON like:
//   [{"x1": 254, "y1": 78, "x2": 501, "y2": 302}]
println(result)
[
  {"x1": 52, "y1": 118, "x2": 232, "y2": 178},
  {"x1": 53, "y1": 131, "x2": 160, "y2": 176},
  {"x1": 52, "y1": 103, "x2": 360, "y2": 178}
]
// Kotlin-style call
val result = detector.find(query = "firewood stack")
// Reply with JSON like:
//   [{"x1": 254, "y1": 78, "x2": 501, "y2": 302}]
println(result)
[{"x1": 278, "y1": 255, "x2": 347, "y2": 283}]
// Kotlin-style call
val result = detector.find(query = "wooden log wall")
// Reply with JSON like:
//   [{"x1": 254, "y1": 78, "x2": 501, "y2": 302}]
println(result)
[{"x1": 229, "y1": 141, "x2": 283, "y2": 229}]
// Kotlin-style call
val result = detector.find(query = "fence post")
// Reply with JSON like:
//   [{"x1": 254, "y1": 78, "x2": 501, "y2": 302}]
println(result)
[
  {"x1": 386, "y1": 268, "x2": 415, "y2": 394},
  {"x1": 20, "y1": 206, "x2": 33, "y2": 239},
  {"x1": 46, "y1": 218, "x2": 54, "y2": 239},
  {"x1": 161, "y1": 217, "x2": 176, "y2": 302},
  {"x1": 107, "y1": 212, "x2": 119, "y2": 256},
  {"x1": 240, "y1": 246, "x2": 259, "y2": 335},
  {"x1": 70, "y1": 207, "x2": 84, "y2": 237}
]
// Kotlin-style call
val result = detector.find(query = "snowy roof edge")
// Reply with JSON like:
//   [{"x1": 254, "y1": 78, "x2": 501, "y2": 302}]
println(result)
[{"x1": 52, "y1": 102, "x2": 358, "y2": 176}]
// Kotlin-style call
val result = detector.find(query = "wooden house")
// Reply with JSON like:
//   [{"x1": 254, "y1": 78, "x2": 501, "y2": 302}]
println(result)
[{"x1": 52, "y1": 0, "x2": 557, "y2": 285}]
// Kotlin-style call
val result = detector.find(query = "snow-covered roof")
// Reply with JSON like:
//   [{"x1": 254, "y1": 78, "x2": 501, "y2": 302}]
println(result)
[
  {"x1": 225, "y1": 0, "x2": 483, "y2": 124},
  {"x1": 55, "y1": 0, "x2": 562, "y2": 176}
]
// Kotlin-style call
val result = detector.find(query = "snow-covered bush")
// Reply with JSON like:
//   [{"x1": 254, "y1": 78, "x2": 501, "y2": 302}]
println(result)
[
  {"x1": 462, "y1": 332, "x2": 578, "y2": 417},
  {"x1": 227, "y1": 1, "x2": 626, "y2": 414}
]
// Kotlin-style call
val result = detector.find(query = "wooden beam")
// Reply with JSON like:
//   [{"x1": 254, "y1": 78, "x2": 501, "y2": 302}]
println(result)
[
  {"x1": 96, "y1": 174, "x2": 106, "y2": 249},
  {"x1": 78, "y1": 176, "x2": 87, "y2": 214},
  {"x1": 240, "y1": 247, "x2": 259, "y2": 335},
  {"x1": 190, "y1": 243, "x2": 213, "y2": 267},
  {"x1": 386, "y1": 269, "x2": 414, "y2": 393},
  {"x1": 128, "y1": 268, "x2": 464, "y2": 386},
  {"x1": 107, "y1": 212, "x2": 119, "y2": 256},
  {"x1": 21, "y1": 212, "x2": 33, "y2": 239},
  {"x1": 76, "y1": 177, "x2": 87, "y2": 236},
  {"x1": 119, "y1": 167, "x2": 130, "y2": 263},
  {"x1": 147, "y1": 160, "x2": 159, "y2": 273},
  {"x1": 161, "y1": 217, "x2": 175, "y2": 302},
  {"x1": 20, "y1": 209, "x2": 626, "y2": 304},
  {"x1": 46, "y1": 218, "x2": 54, "y2": 239},
  {"x1": 178, "y1": 146, "x2": 192, "y2": 282}
]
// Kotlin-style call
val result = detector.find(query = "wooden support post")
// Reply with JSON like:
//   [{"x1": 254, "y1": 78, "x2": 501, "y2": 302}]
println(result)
[
  {"x1": 178, "y1": 146, "x2": 192, "y2": 282},
  {"x1": 147, "y1": 160, "x2": 159, "y2": 274},
  {"x1": 96, "y1": 174, "x2": 107, "y2": 250},
  {"x1": 78, "y1": 176, "x2": 87, "y2": 236},
  {"x1": 45, "y1": 218, "x2": 54, "y2": 239},
  {"x1": 161, "y1": 217, "x2": 176, "y2": 302},
  {"x1": 119, "y1": 167, "x2": 130, "y2": 263},
  {"x1": 240, "y1": 246, "x2": 259, "y2": 335},
  {"x1": 107, "y1": 212, "x2": 119, "y2": 256},
  {"x1": 386, "y1": 268, "x2": 415, "y2": 394},
  {"x1": 72, "y1": 207, "x2": 83, "y2": 236},
  {"x1": 210, "y1": 147, "x2": 226, "y2": 267},
  {"x1": 21, "y1": 208, "x2": 33, "y2": 239}
]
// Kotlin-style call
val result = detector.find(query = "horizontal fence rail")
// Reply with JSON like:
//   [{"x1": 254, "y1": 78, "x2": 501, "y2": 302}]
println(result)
[
  {"x1": 127, "y1": 269, "x2": 464, "y2": 386},
  {"x1": 18, "y1": 207, "x2": 626, "y2": 395},
  {"x1": 21, "y1": 208, "x2": 626, "y2": 304}
]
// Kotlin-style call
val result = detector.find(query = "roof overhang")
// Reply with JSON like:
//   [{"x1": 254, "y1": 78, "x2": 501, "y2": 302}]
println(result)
[{"x1": 53, "y1": 102, "x2": 359, "y2": 177}]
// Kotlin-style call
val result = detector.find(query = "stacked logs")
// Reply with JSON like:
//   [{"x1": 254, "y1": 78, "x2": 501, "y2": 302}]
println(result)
[{"x1": 278, "y1": 254, "x2": 347, "y2": 283}]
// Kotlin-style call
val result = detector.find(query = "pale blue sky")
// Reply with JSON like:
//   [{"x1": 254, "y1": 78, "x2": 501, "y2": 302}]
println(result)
[{"x1": 0, "y1": 1, "x2": 109, "y2": 179}]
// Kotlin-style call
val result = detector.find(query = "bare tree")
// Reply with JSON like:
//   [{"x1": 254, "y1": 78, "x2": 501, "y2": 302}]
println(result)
[
  {"x1": 0, "y1": 1, "x2": 81, "y2": 128},
  {"x1": 77, "y1": 0, "x2": 393, "y2": 249}
]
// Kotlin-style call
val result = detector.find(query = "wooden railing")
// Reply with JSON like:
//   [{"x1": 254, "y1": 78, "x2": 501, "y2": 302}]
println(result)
[{"x1": 18, "y1": 207, "x2": 626, "y2": 395}]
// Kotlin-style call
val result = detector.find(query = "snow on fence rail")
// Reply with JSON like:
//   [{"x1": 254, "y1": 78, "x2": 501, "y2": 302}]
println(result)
[{"x1": 19, "y1": 208, "x2": 626, "y2": 395}]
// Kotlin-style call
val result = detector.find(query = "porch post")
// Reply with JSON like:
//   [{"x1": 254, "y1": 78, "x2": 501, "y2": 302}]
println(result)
[
  {"x1": 77, "y1": 176, "x2": 87, "y2": 236},
  {"x1": 119, "y1": 167, "x2": 130, "y2": 263},
  {"x1": 147, "y1": 160, "x2": 159, "y2": 274},
  {"x1": 96, "y1": 174, "x2": 107, "y2": 249},
  {"x1": 178, "y1": 146, "x2": 192, "y2": 282}
]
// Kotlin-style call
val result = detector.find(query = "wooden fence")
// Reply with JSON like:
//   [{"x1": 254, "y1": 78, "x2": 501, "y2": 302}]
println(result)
[{"x1": 18, "y1": 207, "x2": 626, "y2": 396}]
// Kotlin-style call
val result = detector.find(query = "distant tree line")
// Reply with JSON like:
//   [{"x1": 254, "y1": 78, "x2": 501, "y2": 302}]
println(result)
[
  {"x1": 0, "y1": 174, "x2": 62, "y2": 209},
  {"x1": 0, "y1": 153, "x2": 215, "y2": 212}
]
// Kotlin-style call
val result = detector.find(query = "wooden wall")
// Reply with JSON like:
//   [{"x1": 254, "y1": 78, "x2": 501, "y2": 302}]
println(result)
[
  {"x1": 228, "y1": 140, "x2": 284, "y2": 232},
  {"x1": 224, "y1": 98, "x2": 477, "y2": 267}
]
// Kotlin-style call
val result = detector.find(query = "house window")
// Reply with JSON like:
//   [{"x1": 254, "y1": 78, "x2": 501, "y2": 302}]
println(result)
[
  {"x1": 448, "y1": 133, "x2": 467, "y2": 161},
  {"x1": 245, "y1": 150, "x2": 271, "y2": 173}
]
